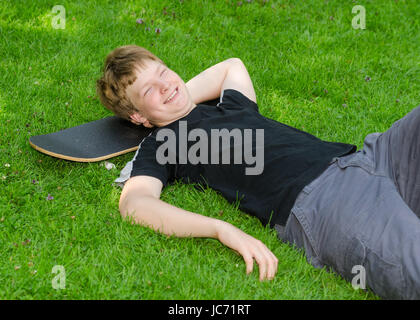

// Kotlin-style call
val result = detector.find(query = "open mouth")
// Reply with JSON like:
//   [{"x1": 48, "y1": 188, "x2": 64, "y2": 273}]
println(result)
[{"x1": 164, "y1": 87, "x2": 179, "y2": 104}]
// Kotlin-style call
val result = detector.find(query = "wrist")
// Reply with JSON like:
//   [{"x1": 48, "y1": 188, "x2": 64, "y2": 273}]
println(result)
[{"x1": 213, "y1": 219, "x2": 229, "y2": 240}]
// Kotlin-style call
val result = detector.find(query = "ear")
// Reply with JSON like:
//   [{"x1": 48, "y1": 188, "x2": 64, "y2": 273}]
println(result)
[
  {"x1": 129, "y1": 113, "x2": 142, "y2": 125},
  {"x1": 129, "y1": 112, "x2": 155, "y2": 128}
]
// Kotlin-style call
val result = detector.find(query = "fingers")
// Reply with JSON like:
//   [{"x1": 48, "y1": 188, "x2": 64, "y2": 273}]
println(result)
[
  {"x1": 217, "y1": 223, "x2": 278, "y2": 281},
  {"x1": 243, "y1": 254, "x2": 254, "y2": 275},
  {"x1": 262, "y1": 243, "x2": 279, "y2": 280},
  {"x1": 254, "y1": 242, "x2": 278, "y2": 281},
  {"x1": 242, "y1": 239, "x2": 278, "y2": 281}
]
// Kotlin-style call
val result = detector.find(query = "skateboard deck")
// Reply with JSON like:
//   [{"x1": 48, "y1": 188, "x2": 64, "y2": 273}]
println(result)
[
  {"x1": 29, "y1": 116, "x2": 153, "y2": 162},
  {"x1": 29, "y1": 98, "x2": 220, "y2": 162}
]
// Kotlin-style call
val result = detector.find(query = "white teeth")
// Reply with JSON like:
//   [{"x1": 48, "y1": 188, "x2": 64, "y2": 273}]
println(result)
[{"x1": 166, "y1": 88, "x2": 177, "y2": 103}]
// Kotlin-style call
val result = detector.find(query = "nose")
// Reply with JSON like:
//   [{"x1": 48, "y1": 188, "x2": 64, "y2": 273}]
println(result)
[{"x1": 158, "y1": 79, "x2": 170, "y2": 93}]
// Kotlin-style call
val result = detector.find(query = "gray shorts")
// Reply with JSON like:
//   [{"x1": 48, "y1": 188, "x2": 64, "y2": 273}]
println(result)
[{"x1": 275, "y1": 105, "x2": 420, "y2": 300}]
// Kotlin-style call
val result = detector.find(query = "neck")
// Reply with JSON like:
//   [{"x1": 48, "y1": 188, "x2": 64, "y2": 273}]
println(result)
[{"x1": 154, "y1": 102, "x2": 197, "y2": 127}]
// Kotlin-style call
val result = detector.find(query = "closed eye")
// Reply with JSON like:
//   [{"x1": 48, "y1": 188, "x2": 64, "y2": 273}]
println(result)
[{"x1": 144, "y1": 69, "x2": 167, "y2": 96}]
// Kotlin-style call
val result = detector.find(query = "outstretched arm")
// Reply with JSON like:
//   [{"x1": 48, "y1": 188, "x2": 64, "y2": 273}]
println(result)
[
  {"x1": 186, "y1": 58, "x2": 257, "y2": 105},
  {"x1": 119, "y1": 175, "x2": 278, "y2": 281}
]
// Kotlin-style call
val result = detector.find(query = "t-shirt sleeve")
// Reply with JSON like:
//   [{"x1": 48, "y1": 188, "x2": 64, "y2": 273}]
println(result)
[
  {"x1": 217, "y1": 89, "x2": 259, "y2": 112},
  {"x1": 113, "y1": 132, "x2": 172, "y2": 188}
]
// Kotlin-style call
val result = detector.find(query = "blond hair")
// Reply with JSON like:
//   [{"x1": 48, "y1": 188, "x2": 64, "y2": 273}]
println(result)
[{"x1": 96, "y1": 45, "x2": 166, "y2": 120}]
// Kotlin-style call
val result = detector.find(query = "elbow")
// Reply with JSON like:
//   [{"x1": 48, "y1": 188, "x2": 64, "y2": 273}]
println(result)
[
  {"x1": 119, "y1": 194, "x2": 149, "y2": 221},
  {"x1": 119, "y1": 195, "x2": 128, "y2": 218},
  {"x1": 228, "y1": 57, "x2": 243, "y2": 65},
  {"x1": 119, "y1": 195, "x2": 141, "y2": 224},
  {"x1": 119, "y1": 194, "x2": 136, "y2": 219}
]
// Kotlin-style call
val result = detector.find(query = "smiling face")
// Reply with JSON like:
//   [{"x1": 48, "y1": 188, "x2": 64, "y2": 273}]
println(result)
[{"x1": 125, "y1": 59, "x2": 196, "y2": 128}]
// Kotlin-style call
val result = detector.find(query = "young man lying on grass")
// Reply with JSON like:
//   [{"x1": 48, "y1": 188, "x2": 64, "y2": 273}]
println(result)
[{"x1": 97, "y1": 45, "x2": 420, "y2": 300}]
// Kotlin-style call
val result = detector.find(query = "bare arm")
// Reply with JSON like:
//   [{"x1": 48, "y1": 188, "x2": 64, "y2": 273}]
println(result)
[
  {"x1": 119, "y1": 176, "x2": 222, "y2": 238},
  {"x1": 186, "y1": 58, "x2": 257, "y2": 105},
  {"x1": 119, "y1": 175, "x2": 278, "y2": 281}
]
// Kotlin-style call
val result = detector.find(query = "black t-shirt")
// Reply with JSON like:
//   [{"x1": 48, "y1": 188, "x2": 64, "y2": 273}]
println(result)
[{"x1": 126, "y1": 89, "x2": 356, "y2": 227}]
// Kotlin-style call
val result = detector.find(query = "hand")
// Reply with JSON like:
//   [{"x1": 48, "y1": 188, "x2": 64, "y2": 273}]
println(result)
[{"x1": 216, "y1": 221, "x2": 278, "y2": 281}]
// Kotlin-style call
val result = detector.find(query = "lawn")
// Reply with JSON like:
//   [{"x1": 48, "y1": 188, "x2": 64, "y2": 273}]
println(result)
[{"x1": 0, "y1": 0, "x2": 419, "y2": 300}]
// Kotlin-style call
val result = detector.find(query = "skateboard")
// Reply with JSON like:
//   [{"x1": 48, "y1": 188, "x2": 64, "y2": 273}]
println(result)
[
  {"x1": 29, "y1": 116, "x2": 153, "y2": 162},
  {"x1": 29, "y1": 97, "x2": 220, "y2": 162}
]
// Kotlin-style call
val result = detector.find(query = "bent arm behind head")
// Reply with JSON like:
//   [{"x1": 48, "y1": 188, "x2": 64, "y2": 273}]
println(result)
[{"x1": 186, "y1": 58, "x2": 257, "y2": 105}]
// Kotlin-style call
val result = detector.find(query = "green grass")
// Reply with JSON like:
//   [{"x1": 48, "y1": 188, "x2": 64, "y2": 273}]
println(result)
[{"x1": 0, "y1": 0, "x2": 419, "y2": 300}]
